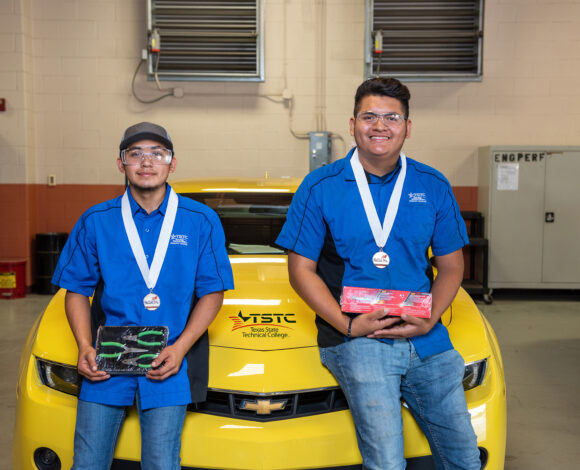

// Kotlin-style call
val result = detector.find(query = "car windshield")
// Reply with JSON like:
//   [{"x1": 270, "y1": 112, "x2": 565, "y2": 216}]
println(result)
[{"x1": 183, "y1": 192, "x2": 293, "y2": 255}]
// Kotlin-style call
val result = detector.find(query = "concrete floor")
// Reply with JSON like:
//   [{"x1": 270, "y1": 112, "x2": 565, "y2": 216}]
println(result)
[{"x1": 2, "y1": 292, "x2": 579, "y2": 469}]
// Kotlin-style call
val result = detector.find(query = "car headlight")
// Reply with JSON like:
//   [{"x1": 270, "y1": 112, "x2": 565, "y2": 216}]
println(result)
[
  {"x1": 463, "y1": 358, "x2": 488, "y2": 390},
  {"x1": 37, "y1": 358, "x2": 80, "y2": 396}
]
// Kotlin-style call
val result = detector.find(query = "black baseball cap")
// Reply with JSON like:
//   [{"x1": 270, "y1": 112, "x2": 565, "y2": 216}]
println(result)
[{"x1": 119, "y1": 122, "x2": 174, "y2": 154}]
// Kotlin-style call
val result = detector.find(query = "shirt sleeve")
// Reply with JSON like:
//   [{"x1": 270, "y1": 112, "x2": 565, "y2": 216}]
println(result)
[
  {"x1": 51, "y1": 210, "x2": 101, "y2": 297},
  {"x1": 430, "y1": 178, "x2": 469, "y2": 257},
  {"x1": 194, "y1": 209, "x2": 234, "y2": 298},
  {"x1": 275, "y1": 175, "x2": 327, "y2": 262}
]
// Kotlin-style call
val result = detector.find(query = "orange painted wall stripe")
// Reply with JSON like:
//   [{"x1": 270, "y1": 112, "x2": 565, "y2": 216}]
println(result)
[
  {"x1": 0, "y1": 184, "x2": 124, "y2": 287},
  {"x1": 0, "y1": 183, "x2": 477, "y2": 289}
]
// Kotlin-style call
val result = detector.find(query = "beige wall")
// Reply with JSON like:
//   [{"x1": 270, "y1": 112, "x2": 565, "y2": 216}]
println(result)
[{"x1": 1, "y1": 0, "x2": 580, "y2": 187}]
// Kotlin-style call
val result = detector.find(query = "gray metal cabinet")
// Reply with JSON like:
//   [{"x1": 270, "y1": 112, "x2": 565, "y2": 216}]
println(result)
[{"x1": 478, "y1": 146, "x2": 580, "y2": 289}]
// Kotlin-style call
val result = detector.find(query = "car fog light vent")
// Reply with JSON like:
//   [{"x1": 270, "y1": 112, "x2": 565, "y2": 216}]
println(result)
[
  {"x1": 478, "y1": 447, "x2": 488, "y2": 467},
  {"x1": 34, "y1": 447, "x2": 61, "y2": 470},
  {"x1": 463, "y1": 358, "x2": 488, "y2": 390},
  {"x1": 37, "y1": 358, "x2": 80, "y2": 396}
]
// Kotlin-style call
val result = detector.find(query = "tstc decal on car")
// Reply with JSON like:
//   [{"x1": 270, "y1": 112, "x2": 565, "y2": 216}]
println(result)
[{"x1": 229, "y1": 311, "x2": 295, "y2": 339}]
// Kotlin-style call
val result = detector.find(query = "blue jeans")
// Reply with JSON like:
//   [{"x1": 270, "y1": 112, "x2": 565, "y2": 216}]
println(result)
[
  {"x1": 320, "y1": 338, "x2": 481, "y2": 470},
  {"x1": 72, "y1": 397, "x2": 186, "y2": 470}
]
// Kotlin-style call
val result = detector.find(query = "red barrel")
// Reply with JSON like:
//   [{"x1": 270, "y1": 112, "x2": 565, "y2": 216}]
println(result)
[{"x1": 0, "y1": 259, "x2": 26, "y2": 299}]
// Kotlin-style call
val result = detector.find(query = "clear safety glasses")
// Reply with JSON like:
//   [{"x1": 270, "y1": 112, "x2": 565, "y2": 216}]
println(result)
[
  {"x1": 356, "y1": 112, "x2": 407, "y2": 127},
  {"x1": 121, "y1": 146, "x2": 173, "y2": 166}
]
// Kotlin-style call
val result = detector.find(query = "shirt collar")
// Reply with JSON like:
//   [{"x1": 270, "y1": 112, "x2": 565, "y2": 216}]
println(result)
[
  {"x1": 343, "y1": 147, "x2": 403, "y2": 184},
  {"x1": 126, "y1": 183, "x2": 171, "y2": 216}
]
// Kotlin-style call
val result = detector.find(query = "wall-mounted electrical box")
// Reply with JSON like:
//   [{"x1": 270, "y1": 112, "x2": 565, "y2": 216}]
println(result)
[{"x1": 309, "y1": 132, "x2": 332, "y2": 171}]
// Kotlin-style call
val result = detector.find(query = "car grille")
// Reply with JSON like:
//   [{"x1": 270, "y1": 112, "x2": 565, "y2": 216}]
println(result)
[{"x1": 188, "y1": 387, "x2": 349, "y2": 422}]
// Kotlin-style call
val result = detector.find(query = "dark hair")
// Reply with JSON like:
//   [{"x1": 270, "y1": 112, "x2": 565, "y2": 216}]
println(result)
[{"x1": 353, "y1": 78, "x2": 411, "y2": 118}]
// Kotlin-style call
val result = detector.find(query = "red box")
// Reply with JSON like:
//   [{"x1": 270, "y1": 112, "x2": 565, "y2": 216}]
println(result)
[
  {"x1": 341, "y1": 286, "x2": 431, "y2": 318},
  {"x1": 0, "y1": 259, "x2": 27, "y2": 299}
]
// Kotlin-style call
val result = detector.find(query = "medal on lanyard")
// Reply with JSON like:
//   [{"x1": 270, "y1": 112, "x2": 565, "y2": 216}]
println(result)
[
  {"x1": 121, "y1": 188, "x2": 178, "y2": 310},
  {"x1": 350, "y1": 149, "x2": 407, "y2": 268}
]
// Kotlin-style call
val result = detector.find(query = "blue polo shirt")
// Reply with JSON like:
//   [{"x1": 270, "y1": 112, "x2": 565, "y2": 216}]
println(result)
[
  {"x1": 52, "y1": 185, "x2": 234, "y2": 409},
  {"x1": 276, "y1": 149, "x2": 468, "y2": 358}
]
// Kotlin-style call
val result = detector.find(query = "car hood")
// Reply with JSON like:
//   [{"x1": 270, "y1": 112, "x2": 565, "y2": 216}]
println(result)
[
  {"x1": 32, "y1": 256, "x2": 491, "y2": 365},
  {"x1": 209, "y1": 255, "x2": 318, "y2": 350},
  {"x1": 32, "y1": 255, "x2": 318, "y2": 366}
]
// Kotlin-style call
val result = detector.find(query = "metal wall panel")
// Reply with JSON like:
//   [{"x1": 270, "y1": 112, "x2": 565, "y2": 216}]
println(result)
[
  {"x1": 366, "y1": 0, "x2": 484, "y2": 81},
  {"x1": 542, "y1": 151, "x2": 580, "y2": 283},
  {"x1": 478, "y1": 146, "x2": 580, "y2": 289},
  {"x1": 147, "y1": 0, "x2": 264, "y2": 81}
]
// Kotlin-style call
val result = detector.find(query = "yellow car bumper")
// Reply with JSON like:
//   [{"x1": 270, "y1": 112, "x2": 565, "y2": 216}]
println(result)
[{"x1": 14, "y1": 345, "x2": 505, "y2": 469}]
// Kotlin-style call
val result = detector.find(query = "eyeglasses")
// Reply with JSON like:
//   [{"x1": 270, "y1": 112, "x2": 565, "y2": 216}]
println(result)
[
  {"x1": 121, "y1": 146, "x2": 173, "y2": 166},
  {"x1": 356, "y1": 112, "x2": 407, "y2": 126}
]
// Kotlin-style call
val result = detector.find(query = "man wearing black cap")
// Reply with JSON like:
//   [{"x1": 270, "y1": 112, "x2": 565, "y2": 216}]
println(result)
[{"x1": 52, "y1": 122, "x2": 234, "y2": 469}]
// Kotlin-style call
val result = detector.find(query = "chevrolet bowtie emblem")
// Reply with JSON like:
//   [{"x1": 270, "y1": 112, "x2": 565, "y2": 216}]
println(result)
[{"x1": 239, "y1": 398, "x2": 288, "y2": 415}]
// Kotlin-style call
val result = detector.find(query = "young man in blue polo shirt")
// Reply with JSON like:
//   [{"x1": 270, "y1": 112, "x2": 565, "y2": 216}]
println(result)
[
  {"x1": 276, "y1": 78, "x2": 481, "y2": 469},
  {"x1": 52, "y1": 122, "x2": 234, "y2": 470}
]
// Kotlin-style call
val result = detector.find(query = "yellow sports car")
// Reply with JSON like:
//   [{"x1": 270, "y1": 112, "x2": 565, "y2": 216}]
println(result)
[{"x1": 13, "y1": 178, "x2": 506, "y2": 470}]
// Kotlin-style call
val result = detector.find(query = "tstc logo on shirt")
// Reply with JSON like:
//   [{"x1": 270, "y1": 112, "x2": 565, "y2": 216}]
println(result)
[
  {"x1": 170, "y1": 234, "x2": 189, "y2": 246},
  {"x1": 408, "y1": 192, "x2": 427, "y2": 203}
]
